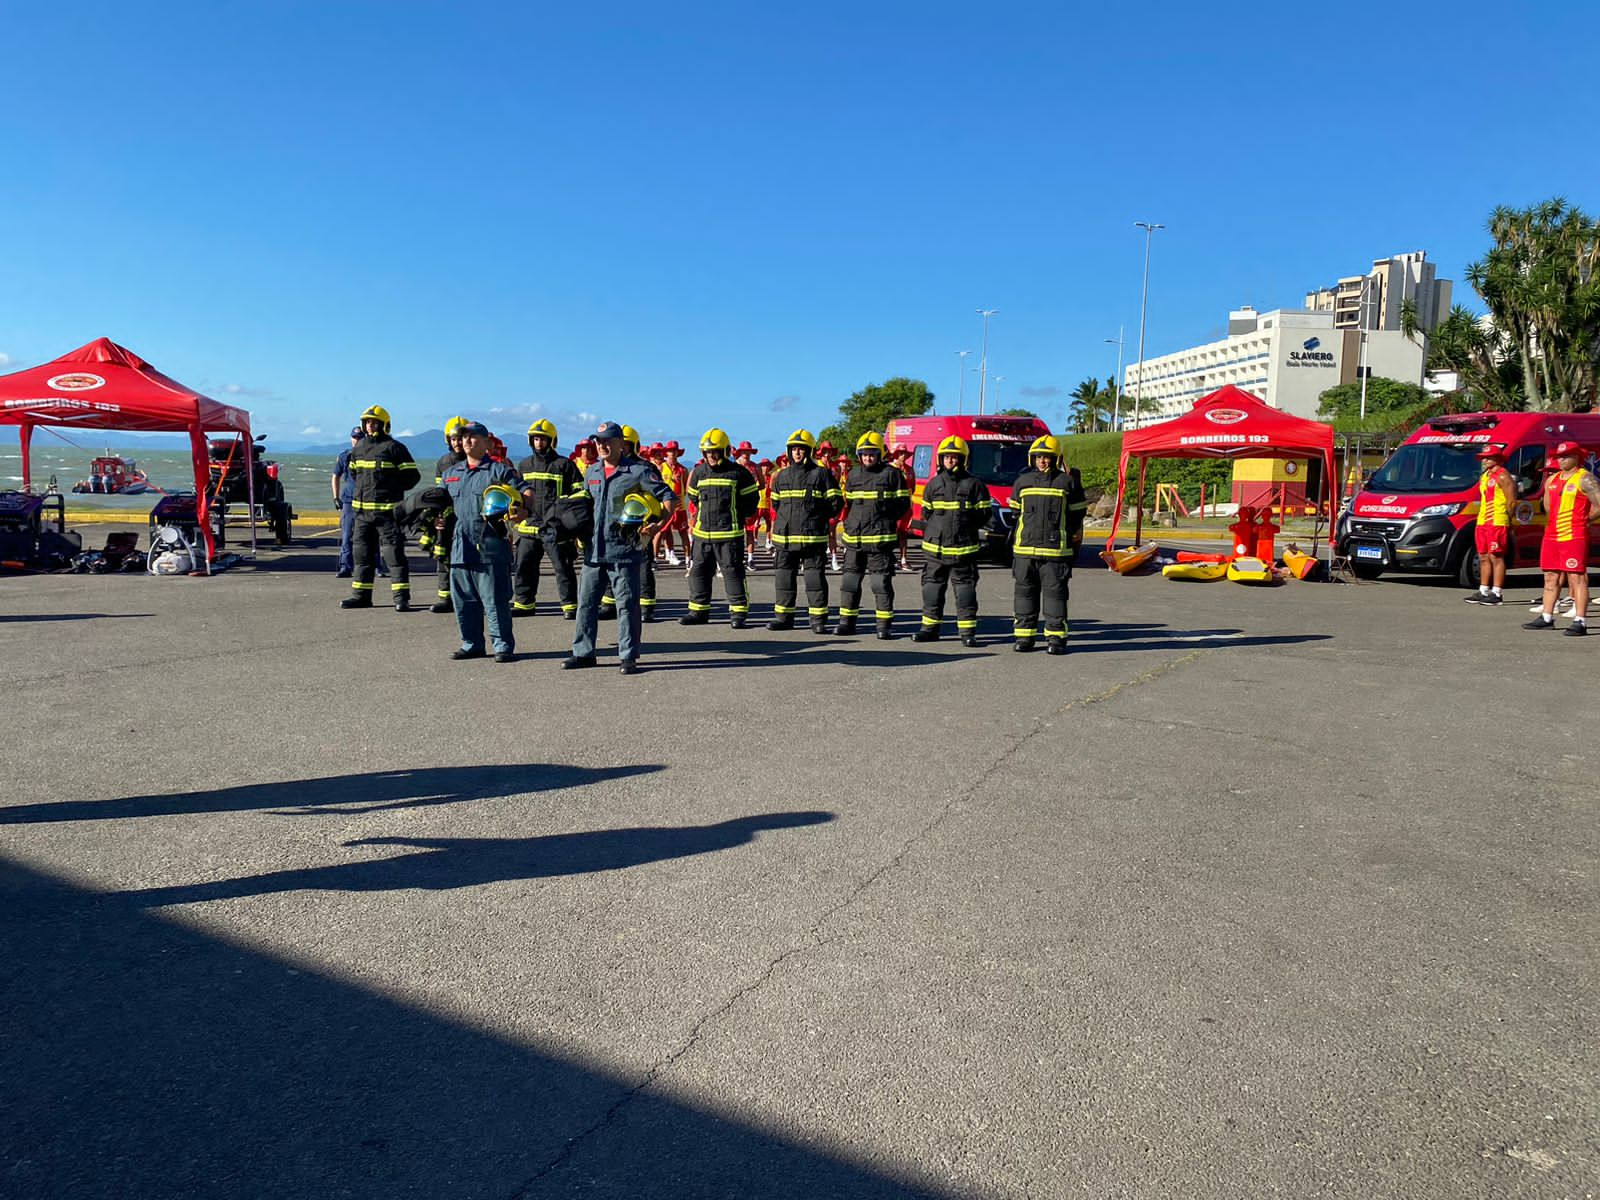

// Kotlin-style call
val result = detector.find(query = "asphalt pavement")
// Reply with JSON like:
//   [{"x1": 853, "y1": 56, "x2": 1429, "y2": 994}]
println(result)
[{"x1": 1, "y1": 528, "x2": 1594, "y2": 1199}]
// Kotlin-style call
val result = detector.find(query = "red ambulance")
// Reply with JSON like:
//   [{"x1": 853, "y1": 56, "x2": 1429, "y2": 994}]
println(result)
[
  {"x1": 885, "y1": 414, "x2": 1052, "y2": 559},
  {"x1": 1336, "y1": 410, "x2": 1600, "y2": 585}
]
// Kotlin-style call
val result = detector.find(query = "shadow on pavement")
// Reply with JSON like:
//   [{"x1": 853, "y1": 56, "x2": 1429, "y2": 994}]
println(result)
[
  {"x1": 0, "y1": 763, "x2": 661, "y2": 825},
  {"x1": 114, "y1": 811, "x2": 835, "y2": 907},
  {"x1": 0, "y1": 612, "x2": 153, "y2": 622},
  {"x1": 0, "y1": 852, "x2": 944, "y2": 1199},
  {"x1": 1063, "y1": 632, "x2": 1331, "y2": 654}
]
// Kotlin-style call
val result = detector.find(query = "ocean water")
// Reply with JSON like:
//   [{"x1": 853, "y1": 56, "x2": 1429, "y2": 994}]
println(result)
[{"x1": 0, "y1": 443, "x2": 351, "y2": 514}]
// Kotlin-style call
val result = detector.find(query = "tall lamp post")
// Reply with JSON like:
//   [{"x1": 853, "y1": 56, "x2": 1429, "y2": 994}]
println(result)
[
  {"x1": 1358, "y1": 274, "x2": 1373, "y2": 421},
  {"x1": 1105, "y1": 326, "x2": 1125, "y2": 432},
  {"x1": 956, "y1": 350, "x2": 971, "y2": 414},
  {"x1": 976, "y1": 308, "x2": 998, "y2": 415},
  {"x1": 992, "y1": 375, "x2": 1005, "y2": 410},
  {"x1": 1133, "y1": 222, "x2": 1164, "y2": 426}
]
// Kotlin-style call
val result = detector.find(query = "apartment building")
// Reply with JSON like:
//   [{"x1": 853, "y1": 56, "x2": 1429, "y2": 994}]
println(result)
[{"x1": 1305, "y1": 250, "x2": 1452, "y2": 333}]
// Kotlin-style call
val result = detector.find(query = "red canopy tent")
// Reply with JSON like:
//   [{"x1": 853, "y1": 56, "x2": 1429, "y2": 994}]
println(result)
[
  {"x1": 0, "y1": 338, "x2": 254, "y2": 570},
  {"x1": 1105, "y1": 385, "x2": 1337, "y2": 572}
]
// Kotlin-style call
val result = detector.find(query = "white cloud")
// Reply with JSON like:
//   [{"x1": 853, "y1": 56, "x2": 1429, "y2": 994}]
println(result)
[
  {"x1": 396, "y1": 428, "x2": 415, "y2": 437},
  {"x1": 770, "y1": 394, "x2": 799, "y2": 412},
  {"x1": 221, "y1": 383, "x2": 274, "y2": 398},
  {"x1": 300, "y1": 425, "x2": 323, "y2": 436},
  {"x1": 0, "y1": 353, "x2": 12, "y2": 368},
  {"x1": 1020, "y1": 385, "x2": 1062, "y2": 399},
  {"x1": 487, "y1": 402, "x2": 545, "y2": 419}
]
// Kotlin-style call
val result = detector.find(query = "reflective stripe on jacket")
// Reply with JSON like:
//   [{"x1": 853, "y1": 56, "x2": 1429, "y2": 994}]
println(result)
[
  {"x1": 771, "y1": 460, "x2": 842, "y2": 547},
  {"x1": 514, "y1": 448, "x2": 585, "y2": 534},
  {"x1": 1008, "y1": 467, "x2": 1088, "y2": 557},
  {"x1": 687, "y1": 460, "x2": 762, "y2": 539},
  {"x1": 919, "y1": 467, "x2": 990, "y2": 558},
  {"x1": 349, "y1": 433, "x2": 421, "y2": 511},
  {"x1": 841, "y1": 461, "x2": 910, "y2": 546}
]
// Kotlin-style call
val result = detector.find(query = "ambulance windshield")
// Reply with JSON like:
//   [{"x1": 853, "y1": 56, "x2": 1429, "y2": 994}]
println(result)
[
  {"x1": 965, "y1": 442, "x2": 1030, "y2": 486},
  {"x1": 1366, "y1": 443, "x2": 1479, "y2": 494}
]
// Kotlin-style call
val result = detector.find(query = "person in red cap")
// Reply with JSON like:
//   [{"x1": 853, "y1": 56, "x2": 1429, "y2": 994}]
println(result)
[
  {"x1": 1524, "y1": 440, "x2": 1599, "y2": 635},
  {"x1": 891, "y1": 447, "x2": 916, "y2": 569},
  {"x1": 1465, "y1": 443, "x2": 1515, "y2": 605},
  {"x1": 731, "y1": 442, "x2": 759, "y2": 561},
  {"x1": 655, "y1": 440, "x2": 690, "y2": 566}
]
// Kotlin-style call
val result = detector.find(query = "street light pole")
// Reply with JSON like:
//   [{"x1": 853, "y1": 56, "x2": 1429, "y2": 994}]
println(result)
[
  {"x1": 1133, "y1": 222, "x2": 1164, "y2": 426},
  {"x1": 1105, "y1": 326, "x2": 1125, "y2": 432},
  {"x1": 1358, "y1": 274, "x2": 1372, "y2": 422},
  {"x1": 956, "y1": 350, "x2": 971, "y2": 414},
  {"x1": 976, "y1": 308, "x2": 998, "y2": 415},
  {"x1": 993, "y1": 375, "x2": 1005, "y2": 410}
]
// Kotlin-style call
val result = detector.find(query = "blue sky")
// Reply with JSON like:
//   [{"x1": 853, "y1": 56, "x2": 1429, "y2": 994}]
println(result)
[{"x1": 2, "y1": 1, "x2": 1592, "y2": 452}]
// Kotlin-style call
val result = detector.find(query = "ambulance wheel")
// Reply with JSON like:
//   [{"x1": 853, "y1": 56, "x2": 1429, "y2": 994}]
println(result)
[
  {"x1": 1351, "y1": 562, "x2": 1383, "y2": 581},
  {"x1": 1454, "y1": 548, "x2": 1480, "y2": 590}
]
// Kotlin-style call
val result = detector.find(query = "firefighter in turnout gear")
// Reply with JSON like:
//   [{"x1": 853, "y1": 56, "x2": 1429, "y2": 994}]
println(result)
[
  {"x1": 342, "y1": 405, "x2": 422, "y2": 611},
  {"x1": 513, "y1": 419, "x2": 585, "y2": 619},
  {"x1": 914, "y1": 435, "x2": 991, "y2": 645},
  {"x1": 769, "y1": 429, "x2": 843, "y2": 632},
  {"x1": 425, "y1": 416, "x2": 468, "y2": 612},
  {"x1": 681, "y1": 428, "x2": 762, "y2": 627},
  {"x1": 837, "y1": 431, "x2": 910, "y2": 638},
  {"x1": 1007, "y1": 435, "x2": 1087, "y2": 654}
]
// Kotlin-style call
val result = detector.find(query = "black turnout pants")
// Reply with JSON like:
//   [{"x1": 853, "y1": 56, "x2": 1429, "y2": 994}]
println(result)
[
  {"x1": 431, "y1": 513, "x2": 456, "y2": 601},
  {"x1": 774, "y1": 547, "x2": 828, "y2": 616},
  {"x1": 688, "y1": 538, "x2": 749, "y2": 616},
  {"x1": 514, "y1": 534, "x2": 577, "y2": 613},
  {"x1": 921, "y1": 555, "x2": 978, "y2": 632},
  {"x1": 839, "y1": 546, "x2": 895, "y2": 620},
  {"x1": 353, "y1": 510, "x2": 409, "y2": 593},
  {"x1": 1012, "y1": 556, "x2": 1070, "y2": 640}
]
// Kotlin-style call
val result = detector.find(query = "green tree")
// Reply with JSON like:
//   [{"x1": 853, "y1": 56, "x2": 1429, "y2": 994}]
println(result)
[
  {"x1": 1422, "y1": 305, "x2": 1525, "y2": 410},
  {"x1": 1433, "y1": 199, "x2": 1600, "y2": 411},
  {"x1": 1067, "y1": 376, "x2": 1116, "y2": 433},
  {"x1": 998, "y1": 406, "x2": 1038, "y2": 418},
  {"x1": 1316, "y1": 377, "x2": 1433, "y2": 422},
  {"x1": 818, "y1": 377, "x2": 934, "y2": 449}
]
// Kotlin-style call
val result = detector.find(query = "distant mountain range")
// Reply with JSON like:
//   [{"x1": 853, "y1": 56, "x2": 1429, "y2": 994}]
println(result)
[{"x1": 0, "y1": 426, "x2": 455, "y2": 458}]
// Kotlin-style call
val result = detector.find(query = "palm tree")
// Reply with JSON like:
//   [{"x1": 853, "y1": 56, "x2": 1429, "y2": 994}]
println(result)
[{"x1": 1068, "y1": 377, "x2": 1103, "y2": 433}]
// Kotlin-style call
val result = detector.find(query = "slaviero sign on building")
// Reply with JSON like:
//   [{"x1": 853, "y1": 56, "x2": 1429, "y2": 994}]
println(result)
[{"x1": 1285, "y1": 335, "x2": 1339, "y2": 371}]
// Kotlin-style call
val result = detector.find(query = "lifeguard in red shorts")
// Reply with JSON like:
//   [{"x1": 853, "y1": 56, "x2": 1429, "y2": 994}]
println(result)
[
  {"x1": 1523, "y1": 440, "x2": 1599, "y2": 635},
  {"x1": 1464, "y1": 443, "x2": 1515, "y2": 606},
  {"x1": 656, "y1": 441, "x2": 690, "y2": 566}
]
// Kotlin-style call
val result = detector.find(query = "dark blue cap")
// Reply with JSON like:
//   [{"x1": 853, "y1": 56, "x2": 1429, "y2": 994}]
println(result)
[
  {"x1": 594, "y1": 421, "x2": 625, "y2": 440},
  {"x1": 458, "y1": 421, "x2": 489, "y2": 437},
  {"x1": 349, "y1": 427, "x2": 362, "y2": 438}
]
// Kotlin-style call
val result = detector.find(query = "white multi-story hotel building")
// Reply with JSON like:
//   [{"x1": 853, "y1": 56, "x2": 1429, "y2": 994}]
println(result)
[{"x1": 1121, "y1": 307, "x2": 1426, "y2": 427}]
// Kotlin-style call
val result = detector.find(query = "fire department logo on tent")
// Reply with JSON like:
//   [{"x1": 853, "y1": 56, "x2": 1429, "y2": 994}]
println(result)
[
  {"x1": 47, "y1": 372, "x2": 106, "y2": 392},
  {"x1": 1205, "y1": 408, "x2": 1247, "y2": 426}
]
